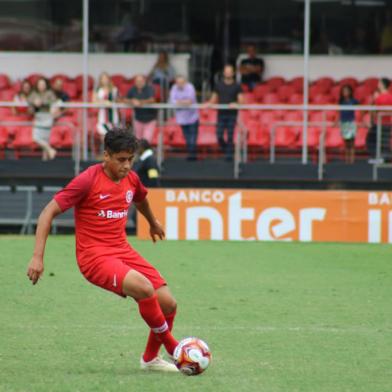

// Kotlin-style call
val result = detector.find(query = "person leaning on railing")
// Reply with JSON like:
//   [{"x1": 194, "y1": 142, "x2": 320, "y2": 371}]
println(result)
[
  {"x1": 204, "y1": 64, "x2": 244, "y2": 161},
  {"x1": 27, "y1": 77, "x2": 58, "y2": 161}
]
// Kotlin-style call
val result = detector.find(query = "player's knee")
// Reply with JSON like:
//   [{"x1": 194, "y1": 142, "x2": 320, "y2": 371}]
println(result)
[
  {"x1": 161, "y1": 296, "x2": 177, "y2": 315},
  {"x1": 138, "y1": 281, "x2": 155, "y2": 299}
]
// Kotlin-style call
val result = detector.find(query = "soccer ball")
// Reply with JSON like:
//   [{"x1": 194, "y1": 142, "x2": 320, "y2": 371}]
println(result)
[{"x1": 173, "y1": 337, "x2": 212, "y2": 376}]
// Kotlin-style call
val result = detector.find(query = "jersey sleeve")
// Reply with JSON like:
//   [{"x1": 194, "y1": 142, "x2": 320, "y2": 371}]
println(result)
[
  {"x1": 54, "y1": 167, "x2": 96, "y2": 212},
  {"x1": 131, "y1": 172, "x2": 148, "y2": 203}
]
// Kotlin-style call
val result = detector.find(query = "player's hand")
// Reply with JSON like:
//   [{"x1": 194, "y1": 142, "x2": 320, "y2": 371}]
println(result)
[
  {"x1": 149, "y1": 220, "x2": 165, "y2": 243},
  {"x1": 27, "y1": 256, "x2": 44, "y2": 285}
]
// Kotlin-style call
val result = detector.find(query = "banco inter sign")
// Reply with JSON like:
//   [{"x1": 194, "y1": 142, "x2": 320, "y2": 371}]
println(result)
[{"x1": 137, "y1": 189, "x2": 392, "y2": 243}]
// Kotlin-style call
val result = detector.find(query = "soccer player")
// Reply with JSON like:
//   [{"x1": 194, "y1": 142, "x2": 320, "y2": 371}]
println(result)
[{"x1": 26, "y1": 128, "x2": 179, "y2": 372}]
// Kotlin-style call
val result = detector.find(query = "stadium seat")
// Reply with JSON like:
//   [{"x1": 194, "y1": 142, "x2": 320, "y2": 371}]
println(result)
[
  {"x1": 288, "y1": 77, "x2": 304, "y2": 93},
  {"x1": 338, "y1": 77, "x2": 358, "y2": 89},
  {"x1": 74, "y1": 74, "x2": 94, "y2": 94},
  {"x1": 262, "y1": 93, "x2": 280, "y2": 104},
  {"x1": 0, "y1": 107, "x2": 13, "y2": 118},
  {"x1": 284, "y1": 110, "x2": 303, "y2": 123},
  {"x1": 325, "y1": 127, "x2": 343, "y2": 149},
  {"x1": 0, "y1": 74, "x2": 11, "y2": 90},
  {"x1": 265, "y1": 77, "x2": 285, "y2": 90},
  {"x1": 330, "y1": 85, "x2": 341, "y2": 102},
  {"x1": 111, "y1": 74, "x2": 126, "y2": 87},
  {"x1": 310, "y1": 84, "x2": 330, "y2": 97},
  {"x1": 354, "y1": 127, "x2": 369, "y2": 150},
  {"x1": 199, "y1": 109, "x2": 217, "y2": 124},
  {"x1": 253, "y1": 84, "x2": 273, "y2": 102},
  {"x1": 354, "y1": 85, "x2": 373, "y2": 103},
  {"x1": 118, "y1": 81, "x2": 135, "y2": 98},
  {"x1": 274, "y1": 126, "x2": 299, "y2": 148},
  {"x1": 197, "y1": 124, "x2": 217, "y2": 148},
  {"x1": 312, "y1": 94, "x2": 334, "y2": 105},
  {"x1": 0, "y1": 89, "x2": 16, "y2": 101},
  {"x1": 11, "y1": 126, "x2": 34, "y2": 149},
  {"x1": 309, "y1": 111, "x2": 332, "y2": 124},
  {"x1": 62, "y1": 81, "x2": 79, "y2": 100},
  {"x1": 276, "y1": 85, "x2": 295, "y2": 102},
  {"x1": 0, "y1": 126, "x2": 8, "y2": 148},
  {"x1": 242, "y1": 92, "x2": 256, "y2": 104},
  {"x1": 259, "y1": 111, "x2": 282, "y2": 128},
  {"x1": 314, "y1": 77, "x2": 334, "y2": 90},
  {"x1": 288, "y1": 93, "x2": 303, "y2": 105},
  {"x1": 296, "y1": 126, "x2": 321, "y2": 149},
  {"x1": 362, "y1": 77, "x2": 378, "y2": 91},
  {"x1": 246, "y1": 122, "x2": 269, "y2": 148}
]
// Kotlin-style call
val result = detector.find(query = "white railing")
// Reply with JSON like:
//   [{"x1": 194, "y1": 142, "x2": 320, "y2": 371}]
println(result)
[{"x1": 1, "y1": 101, "x2": 391, "y2": 180}]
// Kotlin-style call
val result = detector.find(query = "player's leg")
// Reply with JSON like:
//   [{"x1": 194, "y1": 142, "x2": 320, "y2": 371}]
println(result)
[
  {"x1": 122, "y1": 270, "x2": 178, "y2": 356},
  {"x1": 142, "y1": 285, "x2": 177, "y2": 362}
]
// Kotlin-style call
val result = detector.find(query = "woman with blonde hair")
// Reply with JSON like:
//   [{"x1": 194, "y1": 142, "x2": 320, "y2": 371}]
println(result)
[{"x1": 93, "y1": 72, "x2": 120, "y2": 138}]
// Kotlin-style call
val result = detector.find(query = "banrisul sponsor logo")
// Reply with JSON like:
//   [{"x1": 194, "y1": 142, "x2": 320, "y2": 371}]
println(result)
[{"x1": 97, "y1": 209, "x2": 128, "y2": 219}]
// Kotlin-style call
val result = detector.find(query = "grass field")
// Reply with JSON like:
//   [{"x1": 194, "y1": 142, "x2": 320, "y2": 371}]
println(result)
[{"x1": 1, "y1": 235, "x2": 391, "y2": 392}]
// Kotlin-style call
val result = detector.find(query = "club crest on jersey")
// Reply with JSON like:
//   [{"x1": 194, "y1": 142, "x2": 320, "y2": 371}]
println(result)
[{"x1": 126, "y1": 190, "x2": 133, "y2": 204}]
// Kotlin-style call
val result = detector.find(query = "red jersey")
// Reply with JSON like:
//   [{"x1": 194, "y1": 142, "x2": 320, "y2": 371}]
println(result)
[
  {"x1": 375, "y1": 92, "x2": 392, "y2": 125},
  {"x1": 54, "y1": 164, "x2": 147, "y2": 262}
]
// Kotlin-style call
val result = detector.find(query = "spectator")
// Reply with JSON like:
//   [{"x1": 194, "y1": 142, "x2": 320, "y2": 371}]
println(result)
[
  {"x1": 52, "y1": 78, "x2": 70, "y2": 102},
  {"x1": 93, "y1": 72, "x2": 120, "y2": 139},
  {"x1": 12, "y1": 80, "x2": 32, "y2": 116},
  {"x1": 367, "y1": 78, "x2": 392, "y2": 163},
  {"x1": 169, "y1": 75, "x2": 199, "y2": 160},
  {"x1": 239, "y1": 44, "x2": 265, "y2": 91},
  {"x1": 148, "y1": 51, "x2": 176, "y2": 98},
  {"x1": 27, "y1": 77, "x2": 57, "y2": 161},
  {"x1": 126, "y1": 75, "x2": 157, "y2": 143},
  {"x1": 134, "y1": 139, "x2": 160, "y2": 187},
  {"x1": 338, "y1": 85, "x2": 359, "y2": 164},
  {"x1": 205, "y1": 64, "x2": 243, "y2": 161}
]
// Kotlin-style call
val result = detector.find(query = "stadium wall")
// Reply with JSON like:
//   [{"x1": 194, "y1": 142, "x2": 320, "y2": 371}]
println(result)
[
  {"x1": 137, "y1": 189, "x2": 392, "y2": 244},
  {"x1": 0, "y1": 52, "x2": 190, "y2": 80},
  {"x1": 1, "y1": 53, "x2": 391, "y2": 81}
]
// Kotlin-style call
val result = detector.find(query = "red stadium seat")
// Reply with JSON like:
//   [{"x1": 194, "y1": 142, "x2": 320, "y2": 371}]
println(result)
[
  {"x1": 274, "y1": 126, "x2": 300, "y2": 148},
  {"x1": 296, "y1": 126, "x2": 321, "y2": 149},
  {"x1": 310, "y1": 84, "x2": 330, "y2": 97},
  {"x1": 362, "y1": 78, "x2": 378, "y2": 91},
  {"x1": 284, "y1": 110, "x2": 303, "y2": 122},
  {"x1": 288, "y1": 93, "x2": 303, "y2": 104},
  {"x1": 197, "y1": 124, "x2": 217, "y2": 148},
  {"x1": 0, "y1": 107, "x2": 13, "y2": 118},
  {"x1": 354, "y1": 85, "x2": 373, "y2": 103},
  {"x1": 311, "y1": 94, "x2": 334, "y2": 105},
  {"x1": 118, "y1": 81, "x2": 135, "y2": 98},
  {"x1": 276, "y1": 85, "x2": 295, "y2": 102},
  {"x1": 262, "y1": 93, "x2": 280, "y2": 104},
  {"x1": 111, "y1": 74, "x2": 126, "y2": 87},
  {"x1": 288, "y1": 77, "x2": 304, "y2": 93},
  {"x1": 74, "y1": 74, "x2": 94, "y2": 93},
  {"x1": 0, "y1": 74, "x2": 11, "y2": 90},
  {"x1": 354, "y1": 127, "x2": 369, "y2": 150},
  {"x1": 0, "y1": 126, "x2": 8, "y2": 148},
  {"x1": 339, "y1": 77, "x2": 358, "y2": 89},
  {"x1": 247, "y1": 122, "x2": 269, "y2": 148},
  {"x1": 62, "y1": 81, "x2": 79, "y2": 100},
  {"x1": 199, "y1": 109, "x2": 217, "y2": 124},
  {"x1": 314, "y1": 77, "x2": 334, "y2": 90},
  {"x1": 253, "y1": 84, "x2": 273, "y2": 102},
  {"x1": 50, "y1": 124, "x2": 74, "y2": 149},
  {"x1": 259, "y1": 111, "x2": 282, "y2": 128},
  {"x1": 325, "y1": 127, "x2": 343, "y2": 149},
  {"x1": 0, "y1": 89, "x2": 16, "y2": 101},
  {"x1": 242, "y1": 92, "x2": 256, "y2": 104},
  {"x1": 11, "y1": 126, "x2": 34, "y2": 149},
  {"x1": 265, "y1": 77, "x2": 286, "y2": 90}
]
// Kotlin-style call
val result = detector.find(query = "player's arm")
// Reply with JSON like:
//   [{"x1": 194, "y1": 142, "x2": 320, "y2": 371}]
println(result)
[
  {"x1": 26, "y1": 199, "x2": 62, "y2": 285},
  {"x1": 134, "y1": 197, "x2": 165, "y2": 243}
]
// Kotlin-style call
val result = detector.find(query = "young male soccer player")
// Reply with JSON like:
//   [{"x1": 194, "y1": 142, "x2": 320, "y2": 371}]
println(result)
[{"x1": 26, "y1": 128, "x2": 179, "y2": 372}]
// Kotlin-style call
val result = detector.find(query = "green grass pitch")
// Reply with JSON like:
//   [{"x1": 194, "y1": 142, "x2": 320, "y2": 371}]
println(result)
[{"x1": 1, "y1": 235, "x2": 391, "y2": 392}]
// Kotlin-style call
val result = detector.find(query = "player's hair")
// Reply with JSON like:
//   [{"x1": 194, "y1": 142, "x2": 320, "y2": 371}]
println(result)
[
  {"x1": 380, "y1": 78, "x2": 390, "y2": 90},
  {"x1": 104, "y1": 128, "x2": 139, "y2": 154}
]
